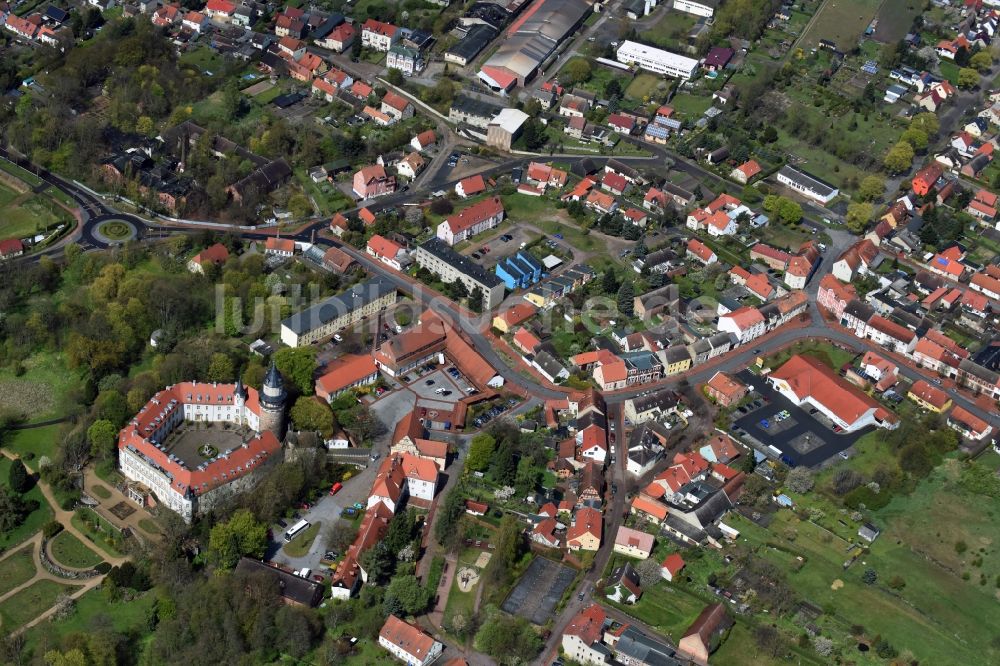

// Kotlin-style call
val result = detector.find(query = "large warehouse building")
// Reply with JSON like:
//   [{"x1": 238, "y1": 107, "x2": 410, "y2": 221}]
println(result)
[
  {"x1": 615, "y1": 40, "x2": 699, "y2": 79},
  {"x1": 478, "y1": 0, "x2": 592, "y2": 92}
]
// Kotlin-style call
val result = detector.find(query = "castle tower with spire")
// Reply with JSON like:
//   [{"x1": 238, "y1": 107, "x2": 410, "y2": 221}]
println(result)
[{"x1": 259, "y1": 363, "x2": 287, "y2": 438}]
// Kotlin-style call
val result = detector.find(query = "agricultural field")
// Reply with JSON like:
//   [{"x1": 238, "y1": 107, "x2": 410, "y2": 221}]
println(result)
[
  {"x1": 728, "y1": 453, "x2": 1000, "y2": 665},
  {"x1": 0, "y1": 182, "x2": 73, "y2": 240},
  {"x1": 872, "y1": 0, "x2": 926, "y2": 44},
  {"x1": 799, "y1": 0, "x2": 882, "y2": 50}
]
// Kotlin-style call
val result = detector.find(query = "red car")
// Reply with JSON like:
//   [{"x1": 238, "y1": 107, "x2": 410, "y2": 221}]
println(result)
[
  {"x1": 421, "y1": 407, "x2": 427, "y2": 417},
  {"x1": 610, "y1": 433, "x2": 616, "y2": 444}
]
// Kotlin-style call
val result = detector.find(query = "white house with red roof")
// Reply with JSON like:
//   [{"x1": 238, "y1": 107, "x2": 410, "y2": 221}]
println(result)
[
  {"x1": 562, "y1": 605, "x2": 608, "y2": 665},
  {"x1": 661, "y1": 553, "x2": 685, "y2": 581},
  {"x1": 361, "y1": 18, "x2": 398, "y2": 51},
  {"x1": 730, "y1": 159, "x2": 762, "y2": 184},
  {"x1": 368, "y1": 452, "x2": 439, "y2": 512},
  {"x1": 264, "y1": 237, "x2": 295, "y2": 257},
  {"x1": 686, "y1": 238, "x2": 717, "y2": 265},
  {"x1": 455, "y1": 174, "x2": 487, "y2": 198},
  {"x1": 117, "y1": 370, "x2": 286, "y2": 521},
  {"x1": 0, "y1": 238, "x2": 25, "y2": 259},
  {"x1": 367, "y1": 234, "x2": 408, "y2": 271},
  {"x1": 717, "y1": 307, "x2": 765, "y2": 345},
  {"x1": 577, "y1": 424, "x2": 608, "y2": 464},
  {"x1": 378, "y1": 615, "x2": 442, "y2": 665},
  {"x1": 316, "y1": 22, "x2": 355, "y2": 52},
  {"x1": 380, "y1": 91, "x2": 413, "y2": 121},
  {"x1": 436, "y1": 196, "x2": 504, "y2": 245},
  {"x1": 411, "y1": 130, "x2": 437, "y2": 152},
  {"x1": 204, "y1": 0, "x2": 236, "y2": 21}
]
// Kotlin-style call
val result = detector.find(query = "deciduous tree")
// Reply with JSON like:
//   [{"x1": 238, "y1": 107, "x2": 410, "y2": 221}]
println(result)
[{"x1": 87, "y1": 419, "x2": 118, "y2": 462}]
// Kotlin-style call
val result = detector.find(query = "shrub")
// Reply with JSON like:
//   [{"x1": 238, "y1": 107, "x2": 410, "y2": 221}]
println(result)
[
  {"x1": 43, "y1": 520, "x2": 64, "y2": 539},
  {"x1": 60, "y1": 494, "x2": 80, "y2": 511},
  {"x1": 955, "y1": 540, "x2": 968, "y2": 554}
]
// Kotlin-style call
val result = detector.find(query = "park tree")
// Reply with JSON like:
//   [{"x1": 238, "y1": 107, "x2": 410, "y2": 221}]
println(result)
[
  {"x1": 520, "y1": 119, "x2": 548, "y2": 151},
  {"x1": 208, "y1": 509, "x2": 268, "y2": 569},
  {"x1": 0, "y1": 487, "x2": 37, "y2": 533},
  {"x1": 900, "y1": 127, "x2": 928, "y2": 150},
  {"x1": 617, "y1": 281, "x2": 635, "y2": 317},
  {"x1": 206, "y1": 352, "x2": 235, "y2": 383},
  {"x1": 910, "y1": 112, "x2": 940, "y2": 136},
  {"x1": 883, "y1": 141, "x2": 915, "y2": 174},
  {"x1": 466, "y1": 433, "x2": 496, "y2": 473},
  {"x1": 563, "y1": 58, "x2": 592, "y2": 85},
  {"x1": 429, "y1": 198, "x2": 453, "y2": 216},
  {"x1": 386, "y1": 68, "x2": 405, "y2": 86},
  {"x1": 970, "y1": 50, "x2": 993, "y2": 72},
  {"x1": 474, "y1": 606, "x2": 543, "y2": 663},
  {"x1": 958, "y1": 67, "x2": 980, "y2": 89},
  {"x1": 290, "y1": 397, "x2": 335, "y2": 437},
  {"x1": 7, "y1": 459, "x2": 30, "y2": 494},
  {"x1": 845, "y1": 202, "x2": 874, "y2": 233},
  {"x1": 605, "y1": 79, "x2": 622, "y2": 99},
  {"x1": 857, "y1": 175, "x2": 885, "y2": 202},
  {"x1": 273, "y1": 347, "x2": 317, "y2": 395},
  {"x1": 434, "y1": 488, "x2": 467, "y2": 548},
  {"x1": 87, "y1": 419, "x2": 119, "y2": 461},
  {"x1": 601, "y1": 268, "x2": 619, "y2": 295},
  {"x1": 785, "y1": 467, "x2": 814, "y2": 493},
  {"x1": 94, "y1": 390, "x2": 129, "y2": 427},
  {"x1": 382, "y1": 575, "x2": 431, "y2": 616}
]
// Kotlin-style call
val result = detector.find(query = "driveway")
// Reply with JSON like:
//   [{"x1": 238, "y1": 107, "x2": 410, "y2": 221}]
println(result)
[{"x1": 732, "y1": 369, "x2": 872, "y2": 467}]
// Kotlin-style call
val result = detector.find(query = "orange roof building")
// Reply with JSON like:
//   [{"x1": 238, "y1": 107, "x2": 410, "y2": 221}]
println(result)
[
  {"x1": 907, "y1": 380, "x2": 952, "y2": 413},
  {"x1": 704, "y1": 372, "x2": 747, "y2": 408},
  {"x1": 492, "y1": 302, "x2": 538, "y2": 332},
  {"x1": 315, "y1": 354, "x2": 379, "y2": 400},
  {"x1": 379, "y1": 615, "x2": 442, "y2": 665},
  {"x1": 768, "y1": 355, "x2": 898, "y2": 432},
  {"x1": 566, "y1": 507, "x2": 602, "y2": 551}
]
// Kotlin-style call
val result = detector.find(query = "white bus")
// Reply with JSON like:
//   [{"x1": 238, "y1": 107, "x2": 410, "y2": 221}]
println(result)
[{"x1": 284, "y1": 519, "x2": 310, "y2": 542}]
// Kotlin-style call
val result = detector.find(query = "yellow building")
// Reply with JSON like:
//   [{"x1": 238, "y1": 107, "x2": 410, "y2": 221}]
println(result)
[{"x1": 907, "y1": 380, "x2": 952, "y2": 413}]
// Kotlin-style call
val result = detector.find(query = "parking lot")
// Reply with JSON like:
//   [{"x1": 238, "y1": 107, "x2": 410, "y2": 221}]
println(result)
[
  {"x1": 266, "y1": 464, "x2": 378, "y2": 579},
  {"x1": 731, "y1": 370, "x2": 872, "y2": 467}
]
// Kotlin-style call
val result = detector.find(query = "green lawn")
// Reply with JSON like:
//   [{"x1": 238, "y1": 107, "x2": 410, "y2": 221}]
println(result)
[
  {"x1": 0, "y1": 544, "x2": 37, "y2": 597},
  {"x1": 90, "y1": 484, "x2": 111, "y2": 500},
  {"x1": 49, "y1": 530, "x2": 104, "y2": 569},
  {"x1": 0, "y1": 458, "x2": 54, "y2": 551},
  {"x1": 282, "y1": 521, "x2": 321, "y2": 558},
  {"x1": 71, "y1": 509, "x2": 124, "y2": 559},
  {"x1": 602, "y1": 582, "x2": 707, "y2": 643},
  {"x1": 1, "y1": 424, "x2": 63, "y2": 462},
  {"x1": 712, "y1": 622, "x2": 825, "y2": 665},
  {"x1": 644, "y1": 11, "x2": 698, "y2": 51},
  {"x1": 21, "y1": 586, "x2": 156, "y2": 655},
  {"x1": 669, "y1": 93, "x2": 714, "y2": 119},
  {"x1": 0, "y1": 579, "x2": 81, "y2": 633},
  {"x1": 0, "y1": 182, "x2": 73, "y2": 239},
  {"x1": 625, "y1": 74, "x2": 665, "y2": 103},
  {"x1": 763, "y1": 340, "x2": 856, "y2": 372},
  {"x1": 0, "y1": 351, "x2": 83, "y2": 425},
  {"x1": 0, "y1": 159, "x2": 43, "y2": 187},
  {"x1": 138, "y1": 518, "x2": 160, "y2": 536}
]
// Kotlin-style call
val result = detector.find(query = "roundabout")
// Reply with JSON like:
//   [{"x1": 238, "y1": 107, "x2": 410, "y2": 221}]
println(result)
[{"x1": 92, "y1": 218, "x2": 139, "y2": 244}]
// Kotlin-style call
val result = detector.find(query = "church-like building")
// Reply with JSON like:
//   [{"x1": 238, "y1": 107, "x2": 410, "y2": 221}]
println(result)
[{"x1": 118, "y1": 365, "x2": 287, "y2": 522}]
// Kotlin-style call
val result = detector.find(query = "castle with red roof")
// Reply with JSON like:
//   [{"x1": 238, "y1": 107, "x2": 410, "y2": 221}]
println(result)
[{"x1": 117, "y1": 365, "x2": 287, "y2": 521}]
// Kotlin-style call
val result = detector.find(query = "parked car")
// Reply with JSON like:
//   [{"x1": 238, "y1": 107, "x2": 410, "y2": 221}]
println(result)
[
  {"x1": 425, "y1": 379, "x2": 435, "y2": 385},
  {"x1": 760, "y1": 419, "x2": 770, "y2": 429}
]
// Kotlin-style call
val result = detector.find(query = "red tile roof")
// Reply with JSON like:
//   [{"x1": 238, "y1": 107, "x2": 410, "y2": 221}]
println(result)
[
  {"x1": 315, "y1": 354, "x2": 377, "y2": 397},
  {"x1": 564, "y1": 604, "x2": 606, "y2": 645},
  {"x1": 458, "y1": 174, "x2": 486, "y2": 196},
  {"x1": 661, "y1": 553, "x2": 685, "y2": 577},
  {"x1": 867, "y1": 315, "x2": 916, "y2": 343},
  {"x1": 770, "y1": 355, "x2": 895, "y2": 428},
  {"x1": 631, "y1": 495, "x2": 668, "y2": 520},
  {"x1": 444, "y1": 196, "x2": 503, "y2": 234},
  {"x1": 705, "y1": 372, "x2": 746, "y2": 401},
  {"x1": 495, "y1": 303, "x2": 537, "y2": 327},
  {"x1": 379, "y1": 615, "x2": 436, "y2": 660},
  {"x1": 909, "y1": 380, "x2": 950, "y2": 409},
  {"x1": 687, "y1": 238, "x2": 715, "y2": 262}
]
